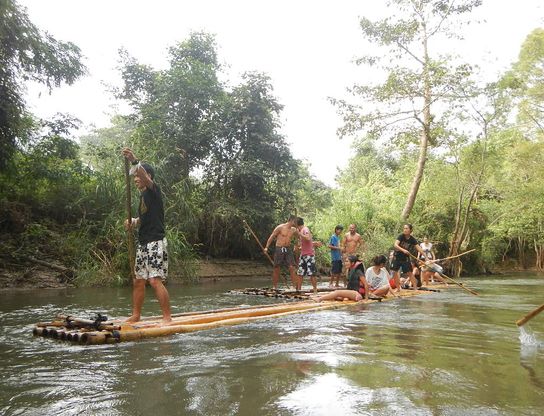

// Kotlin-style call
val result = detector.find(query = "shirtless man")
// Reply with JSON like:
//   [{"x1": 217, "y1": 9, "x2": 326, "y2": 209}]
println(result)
[
  {"x1": 264, "y1": 215, "x2": 299, "y2": 289},
  {"x1": 341, "y1": 224, "x2": 365, "y2": 286}
]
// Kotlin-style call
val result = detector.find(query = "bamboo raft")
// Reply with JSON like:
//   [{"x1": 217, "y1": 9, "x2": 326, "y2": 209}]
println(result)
[
  {"x1": 32, "y1": 285, "x2": 446, "y2": 345},
  {"x1": 229, "y1": 285, "x2": 442, "y2": 300},
  {"x1": 228, "y1": 286, "x2": 344, "y2": 300}
]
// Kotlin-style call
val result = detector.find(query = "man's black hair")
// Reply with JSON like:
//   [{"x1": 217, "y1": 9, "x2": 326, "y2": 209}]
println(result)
[
  {"x1": 372, "y1": 255, "x2": 388, "y2": 266},
  {"x1": 335, "y1": 225, "x2": 344, "y2": 231},
  {"x1": 296, "y1": 217, "x2": 304, "y2": 226},
  {"x1": 141, "y1": 163, "x2": 155, "y2": 180},
  {"x1": 348, "y1": 254, "x2": 359, "y2": 263}
]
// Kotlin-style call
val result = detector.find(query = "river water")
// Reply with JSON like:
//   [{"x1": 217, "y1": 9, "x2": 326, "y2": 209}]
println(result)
[{"x1": 1, "y1": 274, "x2": 543, "y2": 415}]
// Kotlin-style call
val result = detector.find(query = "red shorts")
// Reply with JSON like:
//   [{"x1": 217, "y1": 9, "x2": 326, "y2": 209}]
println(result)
[{"x1": 389, "y1": 278, "x2": 397, "y2": 289}]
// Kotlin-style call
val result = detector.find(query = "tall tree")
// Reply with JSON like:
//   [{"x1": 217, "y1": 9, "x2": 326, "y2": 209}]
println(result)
[
  {"x1": 117, "y1": 32, "x2": 224, "y2": 183},
  {"x1": 0, "y1": 0, "x2": 85, "y2": 169},
  {"x1": 201, "y1": 72, "x2": 299, "y2": 257},
  {"x1": 333, "y1": 0, "x2": 481, "y2": 219}
]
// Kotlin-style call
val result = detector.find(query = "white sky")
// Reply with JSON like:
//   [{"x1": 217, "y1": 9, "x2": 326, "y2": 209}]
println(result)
[{"x1": 19, "y1": 0, "x2": 544, "y2": 186}]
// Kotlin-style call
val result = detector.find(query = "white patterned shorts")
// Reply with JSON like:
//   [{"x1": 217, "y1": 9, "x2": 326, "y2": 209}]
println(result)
[
  {"x1": 297, "y1": 255, "x2": 317, "y2": 276},
  {"x1": 135, "y1": 238, "x2": 168, "y2": 280}
]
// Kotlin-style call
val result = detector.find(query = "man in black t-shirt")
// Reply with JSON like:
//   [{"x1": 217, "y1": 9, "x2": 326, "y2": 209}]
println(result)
[
  {"x1": 122, "y1": 148, "x2": 172, "y2": 323},
  {"x1": 390, "y1": 224, "x2": 425, "y2": 292}
]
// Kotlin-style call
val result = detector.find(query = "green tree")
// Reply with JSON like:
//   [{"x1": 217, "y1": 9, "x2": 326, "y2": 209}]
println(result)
[
  {"x1": 0, "y1": 0, "x2": 85, "y2": 169},
  {"x1": 201, "y1": 72, "x2": 299, "y2": 257},
  {"x1": 117, "y1": 32, "x2": 224, "y2": 182},
  {"x1": 333, "y1": 0, "x2": 481, "y2": 219}
]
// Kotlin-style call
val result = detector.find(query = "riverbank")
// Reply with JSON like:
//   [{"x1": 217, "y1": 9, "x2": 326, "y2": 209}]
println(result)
[
  {"x1": 0, "y1": 253, "x2": 534, "y2": 290},
  {"x1": 0, "y1": 258, "x2": 272, "y2": 290}
]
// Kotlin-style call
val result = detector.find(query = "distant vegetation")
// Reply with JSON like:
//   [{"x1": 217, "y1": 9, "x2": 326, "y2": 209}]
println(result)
[{"x1": 1, "y1": 0, "x2": 543, "y2": 286}]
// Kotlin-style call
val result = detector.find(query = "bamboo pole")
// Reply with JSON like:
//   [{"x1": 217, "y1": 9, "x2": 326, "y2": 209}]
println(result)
[
  {"x1": 114, "y1": 302, "x2": 349, "y2": 342},
  {"x1": 122, "y1": 302, "x2": 332, "y2": 330},
  {"x1": 516, "y1": 303, "x2": 544, "y2": 327},
  {"x1": 242, "y1": 219, "x2": 290, "y2": 288},
  {"x1": 407, "y1": 252, "x2": 479, "y2": 296},
  {"x1": 437, "y1": 249, "x2": 476, "y2": 262},
  {"x1": 56, "y1": 315, "x2": 120, "y2": 331},
  {"x1": 124, "y1": 158, "x2": 136, "y2": 281},
  {"x1": 140, "y1": 302, "x2": 288, "y2": 320},
  {"x1": 78, "y1": 331, "x2": 118, "y2": 345},
  {"x1": 33, "y1": 327, "x2": 45, "y2": 336}
]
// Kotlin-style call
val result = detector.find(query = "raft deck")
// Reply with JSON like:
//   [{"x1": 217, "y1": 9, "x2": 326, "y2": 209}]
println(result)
[{"x1": 32, "y1": 285, "x2": 446, "y2": 345}]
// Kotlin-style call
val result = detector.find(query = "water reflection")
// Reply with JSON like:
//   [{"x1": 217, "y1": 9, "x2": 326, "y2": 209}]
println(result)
[{"x1": 1, "y1": 275, "x2": 544, "y2": 415}]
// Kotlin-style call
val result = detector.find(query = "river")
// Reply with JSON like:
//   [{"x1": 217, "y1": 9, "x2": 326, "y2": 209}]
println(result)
[{"x1": 1, "y1": 274, "x2": 543, "y2": 415}]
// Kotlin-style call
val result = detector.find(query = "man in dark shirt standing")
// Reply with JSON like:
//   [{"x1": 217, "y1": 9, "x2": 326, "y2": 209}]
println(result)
[
  {"x1": 391, "y1": 223, "x2": 425, "y2": 292},
  {"x1": 122, "y1": 148, "x2": 172, "y2": 323}
]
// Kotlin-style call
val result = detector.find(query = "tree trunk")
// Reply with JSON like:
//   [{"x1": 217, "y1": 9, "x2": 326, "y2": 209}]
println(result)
[
  {"x1": 517, "y1": 236, "x2": 526, "y2": 269},
  {"x1": 402, "y1": 31, "x2": 431, "y2": 220},
  {"x1": 534, "y1": 241, "x2": 544, "y2": 271}
]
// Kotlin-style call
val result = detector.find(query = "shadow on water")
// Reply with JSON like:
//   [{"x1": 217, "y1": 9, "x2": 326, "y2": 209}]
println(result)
[{"x1": 1, "y1": 274, "x2": 544, "y2": 415}]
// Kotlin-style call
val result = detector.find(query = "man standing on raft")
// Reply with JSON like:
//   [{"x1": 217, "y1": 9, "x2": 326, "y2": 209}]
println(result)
[
  {"x1": 296, "y1": 217, "x2": 318, "y2": 293},
  {"x1": 122, "y1": 148, "x2": 172, "y2": 323},
  {"x1": 391, "y1": 223, "x2": 426, "y2": 292},
  {"x1": 341, "y1": 224, "x2": 365, "y2": 286},
  {"x1": 264, "y1": 215, "x2": 299, "y2": 290}
]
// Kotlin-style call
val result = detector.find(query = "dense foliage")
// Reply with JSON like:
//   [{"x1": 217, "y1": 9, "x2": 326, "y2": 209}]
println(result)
[{"x1": 1, "y1": 0, "x2": 543, "y2": 287}]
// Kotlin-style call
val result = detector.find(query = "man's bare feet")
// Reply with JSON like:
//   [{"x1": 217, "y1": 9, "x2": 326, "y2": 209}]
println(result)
[
  {"x1": 125, "y1": 315, "x2": 141, "y2": 323},
  {"x1": 162, "y1": 317, "x2": 172, "y2": 324}
]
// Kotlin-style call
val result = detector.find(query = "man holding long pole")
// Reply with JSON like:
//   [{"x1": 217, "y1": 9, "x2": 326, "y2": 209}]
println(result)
[
  {"x1": 264, "y1": 215, "x2": 299, "y2": 290},
  {"x1": 122, "y1": 148, "x2": 172, "y2": 323}
]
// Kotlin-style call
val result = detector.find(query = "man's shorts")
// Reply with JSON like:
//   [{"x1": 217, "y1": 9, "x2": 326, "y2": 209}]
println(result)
[
  {"x1": 297, "y1": 255, "x2": 317, "y2": 276},
  {"x1": 135, "y1": 238, "x2": 168, "y2": 280},
  {"x1": 391, "y1": 258, "x2": 412, "y2": 273},
  {"x1": 274, "y1": 246, "x2": 295, "y2": 267},
  {"x1": 331, "y1": 260, "x2": 342, "y2": 274}
]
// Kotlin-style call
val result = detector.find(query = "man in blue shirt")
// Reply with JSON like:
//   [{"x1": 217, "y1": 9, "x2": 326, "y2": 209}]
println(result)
[{"x1": 328, "y1": 225, "x2": 343, "y2": 287}]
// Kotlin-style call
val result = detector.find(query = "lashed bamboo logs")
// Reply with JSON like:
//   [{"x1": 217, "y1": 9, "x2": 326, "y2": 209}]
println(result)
[{"x1": 32, "y1": 285, "x2": 446, "y2": 345}]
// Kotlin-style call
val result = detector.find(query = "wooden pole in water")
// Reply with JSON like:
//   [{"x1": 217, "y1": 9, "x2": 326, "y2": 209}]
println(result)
[
  {"x1": 242, "y1": 219, "x2": 290, "y2": 288},
  {"x1": 516, "y1": 303, "x2": 544, "y2": 327},
  {"x1": 124, "y1": 158, "x2": 136, "y2": 281}
]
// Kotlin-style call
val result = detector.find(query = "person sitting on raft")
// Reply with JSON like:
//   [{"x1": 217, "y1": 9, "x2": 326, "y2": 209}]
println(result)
[
  {"x1": 316, "y1": 255, "x2": 368, "y2": 302},
  {"x1": 365, "y1": 255, "x2": 396, "y2": 297},
  {"x1": 420, "y1": 259, "x2": 448, "y2": 285}
]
